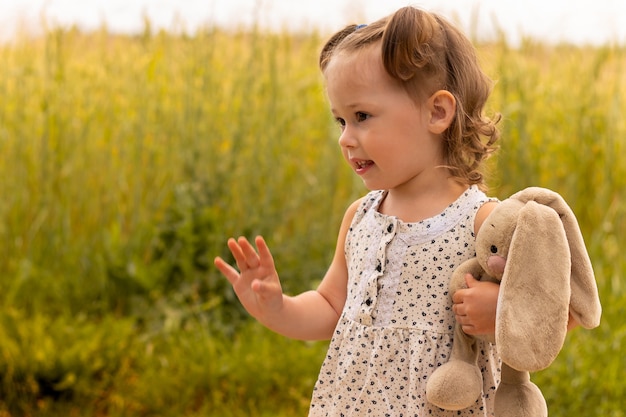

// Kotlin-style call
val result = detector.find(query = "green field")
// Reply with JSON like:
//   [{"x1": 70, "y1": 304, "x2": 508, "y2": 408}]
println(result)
[{"x1": 0, "y1": 23, "x2": 624, "y2": 416}]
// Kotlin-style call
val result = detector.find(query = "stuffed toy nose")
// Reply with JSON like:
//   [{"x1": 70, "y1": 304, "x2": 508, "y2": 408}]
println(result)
[{"x1": 487, "y1": 255, "x2": 507, "y2": 276}]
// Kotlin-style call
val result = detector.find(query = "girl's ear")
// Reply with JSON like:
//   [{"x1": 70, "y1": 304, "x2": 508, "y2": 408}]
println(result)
[{"x1": 427, "y1": 90, "x2": 456, "y2": 134}]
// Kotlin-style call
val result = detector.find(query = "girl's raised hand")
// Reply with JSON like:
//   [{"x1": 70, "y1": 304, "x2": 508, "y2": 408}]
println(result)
[{"x1": 213, "y1": 236, "x2": 284, "y2": 321}]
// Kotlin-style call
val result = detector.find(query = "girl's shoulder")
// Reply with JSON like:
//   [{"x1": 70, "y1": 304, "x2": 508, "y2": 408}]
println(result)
[
  {"x1": 351, "y1": 190, "x2": 385, "y2": 221},
  {"x1": 336, "y1": 194, "x2": 373, "y2": 234},
  {"x1": 472, "y1": 182, "x2": 502, "y2": 234},
  {"x1": 447, "y1": 185, "x2": 498, "y2": 235},
  {"x1": 474, "y1": 200, "x2": 499, "y2": 235},
  {"x1": 360, "y1": 190, "x2": 386, "y2": 208}
]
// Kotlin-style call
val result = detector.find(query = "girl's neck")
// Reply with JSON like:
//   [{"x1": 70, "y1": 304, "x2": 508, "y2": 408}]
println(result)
[{"x1": 378, "y1": 179, "x2": 468, "y2": 223}]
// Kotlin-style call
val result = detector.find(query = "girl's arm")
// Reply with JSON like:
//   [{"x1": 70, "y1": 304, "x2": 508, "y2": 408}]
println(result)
[
  {"x1": 452, "y1": 201, "x2": 499, "y2": 335},
  {"x1": 213, "y1": 199, "x2": 360, "y2": 341}
]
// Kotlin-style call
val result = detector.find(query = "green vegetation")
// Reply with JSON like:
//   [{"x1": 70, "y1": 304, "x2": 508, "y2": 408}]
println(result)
[{"x1": 0, "y1": 23, "x2": 623, "y2": 416}]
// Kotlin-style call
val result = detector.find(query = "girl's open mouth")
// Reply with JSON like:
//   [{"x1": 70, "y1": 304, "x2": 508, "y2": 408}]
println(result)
[{"x1": 354, "y1": 159, "x2": 374, "y2": 174}]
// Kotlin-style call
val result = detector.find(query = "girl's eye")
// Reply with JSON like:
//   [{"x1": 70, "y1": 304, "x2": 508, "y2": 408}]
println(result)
[
  {"x1": 356, "y1": 112, "x2": 369, "y2": 122},
  {"x1": 335, "y1": 118, "x2": 346, "y2": 128}
]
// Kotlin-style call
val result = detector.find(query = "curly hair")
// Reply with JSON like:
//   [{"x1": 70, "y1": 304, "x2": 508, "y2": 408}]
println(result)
[{"x1": 319, "y1": 7, "x2": 500, "y2": 189}]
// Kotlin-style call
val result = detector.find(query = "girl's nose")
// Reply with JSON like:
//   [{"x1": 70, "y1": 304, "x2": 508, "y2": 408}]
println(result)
[{"x1": 338, "y1": 127, "x2": 357, "y2": 148}]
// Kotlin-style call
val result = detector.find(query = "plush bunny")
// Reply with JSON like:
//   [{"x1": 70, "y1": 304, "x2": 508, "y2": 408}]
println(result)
[{"x1": 425, "y1": 187, "x2": 602, "y2": 417}]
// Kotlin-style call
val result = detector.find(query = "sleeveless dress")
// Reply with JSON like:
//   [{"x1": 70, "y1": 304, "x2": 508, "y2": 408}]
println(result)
[{"x1": 309, "y1": 186, "x2": 501, "y2": 416}]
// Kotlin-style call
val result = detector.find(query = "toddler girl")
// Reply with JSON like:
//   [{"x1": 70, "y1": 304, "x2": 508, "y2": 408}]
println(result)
[{"x1": 215, "y1": 6, "x2": 501, "y2": 416}]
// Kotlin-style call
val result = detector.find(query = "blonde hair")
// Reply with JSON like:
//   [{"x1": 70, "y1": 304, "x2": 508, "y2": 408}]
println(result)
[{"x1": 320, "y1": 7, "x2": 500, "y2": 189}]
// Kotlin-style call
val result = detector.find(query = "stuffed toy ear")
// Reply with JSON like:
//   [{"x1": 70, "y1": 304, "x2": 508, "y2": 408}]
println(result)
[
  {"x1": 496, "y1": 200, "x2": 571, "y2": 372},
  {"x1": 510, "y1": 187, "x2": 602, "y2": 329}
]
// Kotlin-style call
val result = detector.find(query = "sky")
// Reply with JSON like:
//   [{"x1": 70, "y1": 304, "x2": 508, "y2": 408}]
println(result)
[{"x1": 1, "y1": 0, "x2": 625, "y2": 46}]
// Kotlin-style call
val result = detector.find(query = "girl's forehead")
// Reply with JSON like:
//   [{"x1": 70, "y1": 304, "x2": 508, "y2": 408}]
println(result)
[
  {"x1": 324, "y1": 50, "x2": 413, "y2": 110},
  {"x1": 324, "y1": 46, "x2": 386, "y2": 86}
]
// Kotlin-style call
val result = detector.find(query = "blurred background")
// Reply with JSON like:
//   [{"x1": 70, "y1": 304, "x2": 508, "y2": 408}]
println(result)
[
  {"x1": 2, "y1": 0, "x2": 626, "y2": 45},
  {"x1": 0, "y1": 1, "x2": 624, "y2": 416}
]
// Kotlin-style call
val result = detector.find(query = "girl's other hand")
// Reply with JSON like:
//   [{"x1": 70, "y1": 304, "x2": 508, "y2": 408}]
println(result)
[
  {"x1": 214, "y1": 235, "x2": 284, "y2": 321},
  {"x1": 452, "y1": 273, "x2": 499, "y2": 336}
]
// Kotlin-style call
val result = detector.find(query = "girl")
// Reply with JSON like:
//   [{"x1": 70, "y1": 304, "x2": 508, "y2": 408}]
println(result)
[{"x1": 214, "y1": 6, "x2": 501, "y2": 416}]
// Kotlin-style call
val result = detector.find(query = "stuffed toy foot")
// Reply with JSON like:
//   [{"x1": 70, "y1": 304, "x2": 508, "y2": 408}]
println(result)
[
  {"x1": 494, "y1": 364, "x2": 547, "y2": 417},
  {"x1": 426, "y1": 358, "x2": 482, "y2": 410},
  {"x1": 426, "y1": 326, "x2": 483, "y2": 410}
]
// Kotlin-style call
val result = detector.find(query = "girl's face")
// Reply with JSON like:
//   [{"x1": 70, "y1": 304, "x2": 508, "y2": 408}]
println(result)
[{"x1": 324, "y1": 45, "x2": 447, "y2": 194}]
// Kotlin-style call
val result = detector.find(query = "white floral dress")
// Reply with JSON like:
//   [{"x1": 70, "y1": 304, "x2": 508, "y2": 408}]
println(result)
[{"x1": 309, "y1": 186, "x2": 501, "y2": 416}]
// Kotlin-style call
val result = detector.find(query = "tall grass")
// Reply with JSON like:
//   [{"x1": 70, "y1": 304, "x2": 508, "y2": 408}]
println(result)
[{"x1": 0, "y1": 23, "x2": 624, "y2": 416}]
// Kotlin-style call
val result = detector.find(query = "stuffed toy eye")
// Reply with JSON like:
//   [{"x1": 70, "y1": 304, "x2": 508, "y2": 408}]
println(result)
[{"x1": 490, "y1": 245, "x2": 498, "y2": 254}]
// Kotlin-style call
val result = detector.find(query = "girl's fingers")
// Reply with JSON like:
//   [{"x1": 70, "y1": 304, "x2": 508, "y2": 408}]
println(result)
[
  {"x1": 214, "y1": 256, "x2": 240, "y2": 284},
  {"x1": 238, "y1": 236, "x2": 261, "y2": 268},
  {"x1": 219, "y1": 236, "x2": 274, "y2": 284},
  {"x1": 255, "y1": 236, "x2": 276, "y2": 270},
  {"x1": 226, "y1": 237, "x2": 247, "y2": 271}
]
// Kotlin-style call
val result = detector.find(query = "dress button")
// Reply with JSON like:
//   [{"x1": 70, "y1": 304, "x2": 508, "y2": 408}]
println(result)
[{"x1": 387, "y1": 224, "x2": 393, "y2": 233}]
